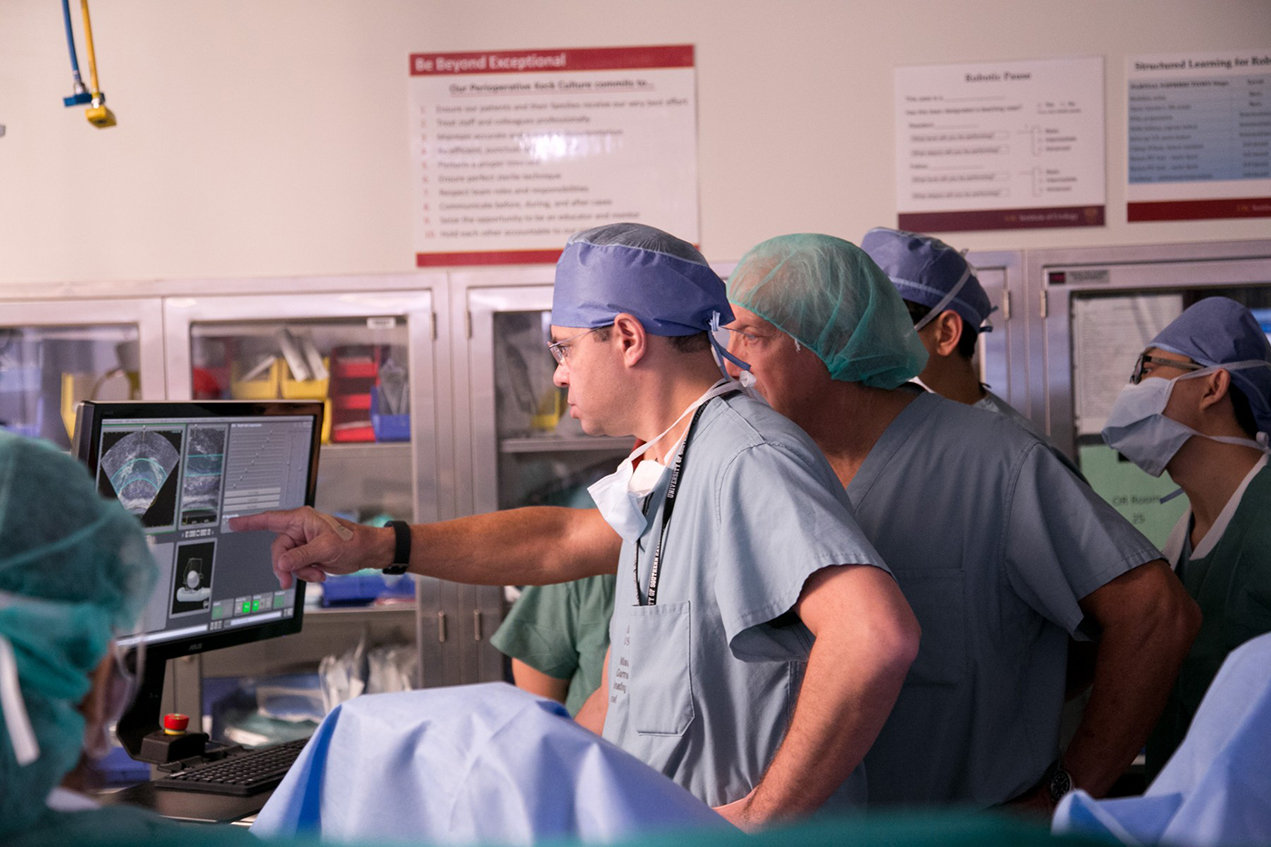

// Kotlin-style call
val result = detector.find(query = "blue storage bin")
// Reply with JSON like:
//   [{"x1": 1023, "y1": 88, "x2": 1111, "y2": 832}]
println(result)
[
  {"x1": 370, "y1": 386, "x2": 410, "y2": 442},
  {"x1": 321, "y1": 570, "x2": 415, "y2": 606}
]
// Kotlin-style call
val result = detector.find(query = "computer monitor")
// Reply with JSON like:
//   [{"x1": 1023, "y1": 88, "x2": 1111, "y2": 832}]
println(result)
[{"x1": 72, "y1": 400, "x2": 323, "y2": 760}]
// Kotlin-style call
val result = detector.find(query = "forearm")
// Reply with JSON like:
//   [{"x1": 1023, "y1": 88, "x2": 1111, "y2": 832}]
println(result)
[
  {"x1": 734, "y1": 567, "x2": 918, "y2": 824},
  {"x1": 402, "y1": 507, "x2": 621, "y2": 585},
  {"x1": 744, "y1": 633, "x2": 912, "y2": 821},
  {"x1": 574, "y1": 648, "x2": 610, "y2": 734},
  {"x1": 1065, "y1": 582, "x2": 1200, "y2": 796}
]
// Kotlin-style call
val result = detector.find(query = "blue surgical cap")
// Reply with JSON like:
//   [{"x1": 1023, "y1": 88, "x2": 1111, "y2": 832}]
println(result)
[
  {"x1": 860, "y1": 227, "x2": 994, "y2": 333},
  {"x1": 727, "y1": 234, "x2": 928, "y2": 388},
  {"x1": 0, "y1": 432, "x2": 156, "y2": 838},
  {"x1": 1150, "y1": 297, "x2": 1271, "y2": 435},
  {"x1": 551, "y1": 223, "x2": 733, "y2": 336}
]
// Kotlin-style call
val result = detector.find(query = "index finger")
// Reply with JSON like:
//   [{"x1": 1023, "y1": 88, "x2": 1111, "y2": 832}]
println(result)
[{"x1": 228, "y1": 508, "x2": 308, "y2": 534}]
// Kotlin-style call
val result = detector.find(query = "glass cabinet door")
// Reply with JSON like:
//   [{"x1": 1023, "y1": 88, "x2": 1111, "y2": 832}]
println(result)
[
  {"x1": 0, "y1": 299, "x2": 165, "y2": 448},
  {"x1": 467, "y1": 287, "x2": 630, "y2": 517},
  {"x1": 163, "y1": 292, "x2": 438, "y2": 526}
]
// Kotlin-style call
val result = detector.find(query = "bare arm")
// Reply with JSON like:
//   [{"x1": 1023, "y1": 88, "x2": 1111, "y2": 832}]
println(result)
[
  {"x1": 229, "y1": 506, "x2": 621, "y2": 589},
  {"x1": 715, "y1": 565, "x2": 919, "y2": 829},
  {"x1": 1059, "y1": 559, "x2": 1200, "y2": 798},
  {"x1": 573, "y1": 646, "x2": 611, "y2": 735},
  {"x1": 510, "y1": 659, "x2": 570, "y2": 705}
]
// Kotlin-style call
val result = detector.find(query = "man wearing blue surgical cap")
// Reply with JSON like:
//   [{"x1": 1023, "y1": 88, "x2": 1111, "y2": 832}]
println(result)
[
  {"x1": 862, "y1": 228, "x2": 1081, "y2": 476},
  {"x1": 1100, "y1": 296, "x2": 1271, "y2": 776},
  {"x1": 0, "y1": 432, "x2": 252, "y2": 845},
  {"x1": 723, "y1": 234, "x2": 1200, "y2": 812},
  {"x1": 234, "y1": 223, "x2": 920, "y2": 828}
]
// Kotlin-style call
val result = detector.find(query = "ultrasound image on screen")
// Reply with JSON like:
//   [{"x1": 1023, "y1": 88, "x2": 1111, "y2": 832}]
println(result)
[
  {"x1": 181, "y1": 426, "x2": 227, "y2": 527},
  {"x1": 97, "y1": 428, "x2": 184, "y2": 530}
]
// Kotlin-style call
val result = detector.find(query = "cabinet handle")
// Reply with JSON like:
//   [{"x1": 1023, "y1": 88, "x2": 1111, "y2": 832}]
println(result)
[
  {"x1": 473, "y1": 610, "x2": 483, "y2": 641},
  {"x1": 436, "y1": 611, "x2": 447, "y2": 643}
]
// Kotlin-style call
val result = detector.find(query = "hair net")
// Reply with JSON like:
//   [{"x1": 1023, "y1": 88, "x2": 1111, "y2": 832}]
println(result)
[
  {"x1": 860, "y1": 227, "x2": 994, "y2": 332},
  {"x1": 551, "y1": 223, "x2": 733, "y2": 336},
  {"x1": 0, "y1": 431, "x2": 156, "y2": 837},
  {"x1": 1149, "y1": 297, "x2": 1271, "y2": 435},
  {"x1": 726, "y1": 234, "x2": 928, "y2": 388}
]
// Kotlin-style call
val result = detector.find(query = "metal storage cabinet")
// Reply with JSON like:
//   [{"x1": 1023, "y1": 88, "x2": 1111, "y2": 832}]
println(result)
[
  {"x1": 0, "y1": 298, "x2": 165, "y2": 446},
  {"x1": 160, "y1": 279, "x2": 455, "y2": 691}
]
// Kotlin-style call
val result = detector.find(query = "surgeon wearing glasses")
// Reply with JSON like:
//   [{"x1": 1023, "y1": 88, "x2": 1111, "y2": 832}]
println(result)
[{"x1": 1102, "y1": 297, "x2": 1271, "y2": 777}]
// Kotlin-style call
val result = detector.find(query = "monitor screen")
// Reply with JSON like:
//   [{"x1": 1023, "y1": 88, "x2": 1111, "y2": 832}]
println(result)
[{"x1": 74, "y1": 400, "x2": 322, "y2": 661}]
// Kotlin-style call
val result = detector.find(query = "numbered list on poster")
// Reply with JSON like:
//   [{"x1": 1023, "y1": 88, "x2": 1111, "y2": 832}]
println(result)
[{"x1": 410, "y1": 46, "x2": 699, "y2": 266}]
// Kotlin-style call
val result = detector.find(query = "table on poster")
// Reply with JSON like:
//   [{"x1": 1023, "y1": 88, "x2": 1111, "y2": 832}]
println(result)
[
  {"x1": 894, "y1": 56, "x2": 1105, "y2": 233},
  {"x1": 1126, "y1": 50, "x2": 1271, "y2": 222},
  {"x1": 409, "y1": 46, "x2": 699, "y2": 266}
]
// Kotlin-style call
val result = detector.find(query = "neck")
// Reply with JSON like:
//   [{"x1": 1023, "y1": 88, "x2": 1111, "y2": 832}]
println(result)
[
  {"x1": 917, "y1": 355, "x2": 985, "y2": 406},
  {"x1": 634, "y1": 357, "x2": 725, "y2": 463},
  {"x1": 793, "y1": 382, "x2": 917, "y2": 487},
  {"x1": 1168, "y1": 437, "x2": 1263, "y2": 541}
]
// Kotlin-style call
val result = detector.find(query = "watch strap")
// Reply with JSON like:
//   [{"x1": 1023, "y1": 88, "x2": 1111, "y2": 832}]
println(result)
[{"x1": 383, "y1": 520, "x2": 411, "y2": 575}]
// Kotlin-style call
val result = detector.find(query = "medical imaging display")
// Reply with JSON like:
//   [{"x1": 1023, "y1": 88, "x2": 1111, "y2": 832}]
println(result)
[
  {"x1": 97, "y1": 427, "x2": 184, "y2": 530},
  {"x1": 171, "y1": 541, "x2": 216, "y2": 616},
  {"x1": 180, "y1": 426, "x2": 227, "y2": 527}
]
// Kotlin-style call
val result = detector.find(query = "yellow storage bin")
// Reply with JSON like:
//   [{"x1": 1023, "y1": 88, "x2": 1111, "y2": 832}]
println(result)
[
  {"x1": 281, "y1": 357, "x2": 330, "y2": 400},
  {"x1": 230, "y1": 357, "x2": 281, "y2": 399}
]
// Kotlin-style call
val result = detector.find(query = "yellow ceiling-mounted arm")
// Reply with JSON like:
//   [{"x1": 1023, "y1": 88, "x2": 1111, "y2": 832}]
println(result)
[{"x1": 80, "y1": 0, "x2": 116, "y2": 128}]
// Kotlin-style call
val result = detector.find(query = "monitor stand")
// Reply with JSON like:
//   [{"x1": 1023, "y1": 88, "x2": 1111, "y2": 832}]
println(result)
[{"x1": 102, "y1": 649, "x2": 274, "y2": 823}]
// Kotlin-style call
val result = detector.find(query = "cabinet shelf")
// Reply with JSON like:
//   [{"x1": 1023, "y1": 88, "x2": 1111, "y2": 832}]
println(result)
[{"x1": 499, "y1": 435, "x2": 631, "y2": 454}]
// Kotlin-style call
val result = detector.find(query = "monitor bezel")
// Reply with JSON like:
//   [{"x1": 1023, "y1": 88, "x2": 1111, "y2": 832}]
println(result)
[{"x1": 74, "y1": 399, "x2": 322, "y2": 662}]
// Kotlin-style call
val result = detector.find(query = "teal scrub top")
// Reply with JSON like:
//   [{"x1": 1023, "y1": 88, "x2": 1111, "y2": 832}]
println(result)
[
  {"x1": 848, "y1": 393, "x2": 1160, "y2": 807},
  {"x1": 1147, "y1": 459, "x2": 1271, "y2": 776},
  {"x1": 490, "y1": 574, "x2": 616, "y2": 716},
  {"x1": 603, "y1": 393, "x2": 891, "y2": 809}
]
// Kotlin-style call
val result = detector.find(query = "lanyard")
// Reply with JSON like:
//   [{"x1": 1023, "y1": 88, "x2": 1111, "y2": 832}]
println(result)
[{"x1": 633, "y1": 403, "x2": 709, "y2": 607}]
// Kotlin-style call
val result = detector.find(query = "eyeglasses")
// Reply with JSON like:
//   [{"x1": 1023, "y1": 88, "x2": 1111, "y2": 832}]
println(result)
[
  {"x1": 548, "y1": 326, "x2": 609, "y2": 365},
  {"x1": 1130, "y1": 353, "x2": 1203, "y2": 385},
  {"x1": 711, "y1": 325, "x2": 759, "y2": 350}
]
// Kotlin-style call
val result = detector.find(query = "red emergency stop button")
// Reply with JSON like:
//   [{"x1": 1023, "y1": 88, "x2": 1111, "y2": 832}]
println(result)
[{"x1": 163, "y1": 713, "x2": 190, "y2": 735}]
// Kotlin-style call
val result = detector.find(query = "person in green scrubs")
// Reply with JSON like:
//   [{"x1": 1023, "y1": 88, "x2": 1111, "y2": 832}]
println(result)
[
  {"x1": 1099, "y1": 296, "x2": 1271, "y2": 776},
  {"x1": 491, "y1": 575, "x2": 615, "y2": 716}
]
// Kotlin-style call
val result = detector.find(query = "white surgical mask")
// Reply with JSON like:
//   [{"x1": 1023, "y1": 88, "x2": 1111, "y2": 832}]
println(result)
[
  {"x1": 1103, "y1": 361, "x2": 1271, "y2": 477},
  {"x1": 589, "y1": 380, "x2": 740, "y2": 542}
]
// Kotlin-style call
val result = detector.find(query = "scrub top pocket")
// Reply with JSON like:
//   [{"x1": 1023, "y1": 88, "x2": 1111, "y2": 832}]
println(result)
[
  {"x1": 894, "y1": 568, "x2": 967, "y2": 686},
  {"x1": 627, "y1": 600, "x2": 695, "y2": 735}
]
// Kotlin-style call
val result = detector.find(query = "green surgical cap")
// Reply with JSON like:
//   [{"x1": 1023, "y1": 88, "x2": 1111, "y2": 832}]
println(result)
[
  {"x1": 727, "y1": 234, "x2": 929, "y2": 388},
  {"x1": 0, "y1": 432, "x2": 156, "y2": 837}
]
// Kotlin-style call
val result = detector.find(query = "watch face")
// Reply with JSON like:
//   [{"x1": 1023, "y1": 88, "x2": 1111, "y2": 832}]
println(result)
[{"x1": 1049, "y1": 767, "x2": 1073, "y2": 801}]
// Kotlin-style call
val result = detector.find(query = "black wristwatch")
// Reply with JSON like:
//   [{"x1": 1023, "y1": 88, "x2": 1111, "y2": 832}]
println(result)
[
  {"x1": 1045, "y1": 761, "x2": 1074, "y2": 803},
  {"x1": 383, "y1": 520, "x2": 411, "y2": 575}
]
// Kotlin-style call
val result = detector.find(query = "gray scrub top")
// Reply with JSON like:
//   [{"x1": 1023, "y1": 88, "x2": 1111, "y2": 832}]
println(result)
[
  {"x1": 974, "y1": 390, "x2": 1084, "y2": 479},
  {"x1": 850, "y1": 392, "x2": 1160, "y2": 807},
  {"x1": 603, "y1": 392, "x2": 890, "y2": 809}
]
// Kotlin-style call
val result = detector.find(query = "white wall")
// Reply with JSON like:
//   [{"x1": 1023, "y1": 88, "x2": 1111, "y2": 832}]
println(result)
[{"x1": 1, "y1": 0, "x2": 1268, "y2": 287}]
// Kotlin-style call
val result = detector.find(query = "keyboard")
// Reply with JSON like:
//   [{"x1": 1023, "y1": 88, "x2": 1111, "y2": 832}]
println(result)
[{"x1": 154, "y1": 737, "x2": 308, "y2": 796}]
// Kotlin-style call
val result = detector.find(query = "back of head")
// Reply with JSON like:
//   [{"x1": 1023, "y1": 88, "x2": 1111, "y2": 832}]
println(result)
[
  {"x1": 551, "y1": 222, "x2": 732, "y2": 337},
  {"x1": 727, "y1": 233, "x2": 928, "y2": 388},
  {"x1": 860, "y1": 227, "x2": 994, "y2": 338},
  {"x1": 1150, "y1": 297, "x2": 1271, "y2": 436},
  {"x1": 0, "y1": 432, "x2": 156, "y2": 837}
]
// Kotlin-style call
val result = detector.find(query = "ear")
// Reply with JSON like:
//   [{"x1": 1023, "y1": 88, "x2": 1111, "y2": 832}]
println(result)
[
  {"x1": 612, "y1": 313, "x2": 647, "y2": 367},
  {"x1": 1198, "y1": 368, "x2": 1232, "y2": 412},
  {"x1": 933, "y1": 311, "x2": 964, "y2": 357}
]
